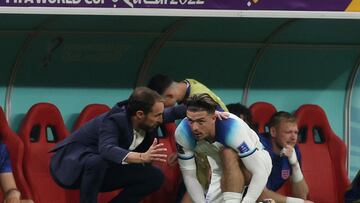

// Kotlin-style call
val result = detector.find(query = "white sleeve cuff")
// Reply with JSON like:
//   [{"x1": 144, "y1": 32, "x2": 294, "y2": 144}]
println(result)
[
  {"x1": 121, "y1": 152, "x2": 130, "y2": 164},
  {"x1": 291, "y1": 162, "x2": 304, "y2": 183},
  {"x1": 286, "y1": 197, "x2": 304, "y2": 203}
]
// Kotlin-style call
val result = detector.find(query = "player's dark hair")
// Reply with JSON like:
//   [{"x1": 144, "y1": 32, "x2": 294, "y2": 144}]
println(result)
[
  {"x1": 226, "y1": 103, "x2": 252, "y2": 124},
  {"x1": 186, "y1": 93, "x2": 217, "y2": 114},
  {"x1": 147, "y1": 74, "x2": 174, "y2": 95}
]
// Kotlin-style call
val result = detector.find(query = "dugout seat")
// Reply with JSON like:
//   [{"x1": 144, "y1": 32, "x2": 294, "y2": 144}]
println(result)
[
  {"x1": 294, "y1": 104, "x2": 350, "y2": 203},
  {"x1": 72, "y1": 104, "x2": 110, "y2": 131},
  {"x1": 18, "y1": 103, "x2": 69, "y2": 203},
  {"x1": 249, "y1": 102, "x2": 277, "y2": 133},
  {"x1": 0, "y1": 107, "x2": 33, "y2": 201}
]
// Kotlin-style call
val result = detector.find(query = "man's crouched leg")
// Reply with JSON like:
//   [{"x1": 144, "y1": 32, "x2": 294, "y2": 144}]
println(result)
[{"x1": 101, "y1": 163, "x2": 165, "y2": 203}]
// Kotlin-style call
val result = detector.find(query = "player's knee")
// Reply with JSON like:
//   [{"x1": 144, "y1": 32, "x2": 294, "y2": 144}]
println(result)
[{"x1": 220, "y1": 148, "x2": 240, "y2": 170}]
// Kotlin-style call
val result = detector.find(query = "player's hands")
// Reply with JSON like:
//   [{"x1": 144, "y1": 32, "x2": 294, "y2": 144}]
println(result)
[
  {"x1": 215, "y1": 111, "x2": 229, "y2": 120},
  {"x1": 141, "y1": 138, "x2": 167, "y2": 163},
  {"x1": 280, "y1": 145, "x2": 298, "y2": 165},
  {"x1": 167, "y1": 153, "x2": 178, "y2": 166},
  {"x1": 304, "y1": 200, "x2": 314, "y2": 203}
]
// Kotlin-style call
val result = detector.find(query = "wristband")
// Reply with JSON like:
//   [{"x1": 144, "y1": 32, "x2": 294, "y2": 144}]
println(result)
[
  {"x1": 291, "y1": 162, "x2": 304, "y2": 182},
  {"x1": 242, "y1": 196, "x2": 257, "y2": 203},
  {"x1": 286, "y1": 197, "x2": 304, "y2": 203},
  {"x1": 288, "y1": 148, "x2": 298, "y2": 165}
]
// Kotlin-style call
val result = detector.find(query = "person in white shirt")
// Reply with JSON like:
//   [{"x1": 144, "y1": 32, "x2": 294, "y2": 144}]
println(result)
[{"x1": 175, "y1": 93, "x2": 272, "y2": 203}]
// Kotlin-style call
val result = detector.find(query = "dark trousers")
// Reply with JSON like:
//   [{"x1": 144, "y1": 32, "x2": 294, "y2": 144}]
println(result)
[{"x1": 70, "y1": 154, "x2": 164, "y2": 203}]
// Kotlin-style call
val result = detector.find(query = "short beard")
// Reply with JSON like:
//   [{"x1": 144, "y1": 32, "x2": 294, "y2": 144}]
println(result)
[{"x1": 138, "y1": 122, "x2": 156, "y2": 132}]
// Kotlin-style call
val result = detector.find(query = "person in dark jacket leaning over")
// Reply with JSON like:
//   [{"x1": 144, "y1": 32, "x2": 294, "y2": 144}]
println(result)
[{"x1": 50, "y1": 87, "x2": 185, "y2": 203}]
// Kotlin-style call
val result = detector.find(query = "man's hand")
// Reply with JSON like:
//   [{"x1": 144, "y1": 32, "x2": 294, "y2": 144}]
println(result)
[
  {"x1": 304, "y1": 200, "x2": 314, "y2": 203},
  {"x1": 281, "y1": 145, "x2": 305, "y2": 184},
  {"x1": 215, "y1": 111, "x2": 229, "y2": 120},
  {"x1": 281, "y1": 145, "x2": 297, "y2": 165},
  {"x1": 141, "y1": 138, "x2": 168, "y2": 163}
]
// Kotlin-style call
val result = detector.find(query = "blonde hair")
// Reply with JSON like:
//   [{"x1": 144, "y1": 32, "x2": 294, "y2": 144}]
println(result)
[{"x1": 268, "y1": 111, "x2": 297, "y2": 128}]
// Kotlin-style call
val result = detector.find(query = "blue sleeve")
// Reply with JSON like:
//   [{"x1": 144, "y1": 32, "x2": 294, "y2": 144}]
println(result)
[
  {"x1": 215, "y1": 105, "x2": 225, "y2": 112},
  {"x1": 0, "y1": 144, "x2": 12, "y2": 173},
  {"x1": 99, "y1": 118, "x2": 130, "y2": 164},
  {"x1": 163, "y1": 104, "x2": 186, "y2": 123}
]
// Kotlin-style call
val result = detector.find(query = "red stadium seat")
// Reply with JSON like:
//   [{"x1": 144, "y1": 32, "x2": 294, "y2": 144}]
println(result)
[
  {"x1": 142, "y1": 123, "x2": 182, "y2": 203},
  {"x1": 249, "y1": 102, "x2": 277, "y2": 133},
  {"x1": 18, "y1": 103, "x2": 70, "y2": 203},
  {"x1": 72, "y1": 104, "x2": 110, "y2": 131},
  {"x1": 0, "y1": 107, "x2": 33, "y2": 201},
  {"x1": 294, "y1": 104, "x2": 350, "y2": 203}
]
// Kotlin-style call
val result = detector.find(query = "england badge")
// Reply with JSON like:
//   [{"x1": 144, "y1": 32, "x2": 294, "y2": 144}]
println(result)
[{"x1": 281, "y1": 169, "x2": 290, "y2": 180}]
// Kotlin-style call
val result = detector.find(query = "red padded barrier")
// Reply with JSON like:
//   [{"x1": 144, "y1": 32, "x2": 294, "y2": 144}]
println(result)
[
  {"x1": 18, "y1": 103, "x2": 70, "y2": 203},
  {"x1": 0, "y1": 107, "x2": 33, "y2": 201},
  {"x1": 142, "y1": 123, "x2": 182, "y2": 203},
  {"x1": 294, "y1": 104, "x2": 350, "y2": 203},
  {"x1": 249, "y1": 102, "x2": 277, "y2": 133},
  {"x1": 72, "y1": 104, "x2": 110, "y2": 131}
]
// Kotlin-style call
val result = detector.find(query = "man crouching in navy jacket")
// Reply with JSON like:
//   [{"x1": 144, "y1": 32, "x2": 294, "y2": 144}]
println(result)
[{"x1": 50, "y1": 87, "x2": 186, "y2": 203}]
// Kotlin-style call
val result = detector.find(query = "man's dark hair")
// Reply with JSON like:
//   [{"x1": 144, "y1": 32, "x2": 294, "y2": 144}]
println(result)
[
  {"x1": 226, "y1": 103, "x2": 252, "y2": 124},
  {"x1": 127, "y1": 87, "x2": 163, "y2": 116},
  {"x1": 227, "y1": 103, "x2": 258, "y2": 132},
  {"x1": 186, "y1": 93, "x2": 217, "y2": 114},
  {"x1": 268, "y1": 111, "x2": 297, "y2": 128},
  {"x1": 147, "y1": 74, "x2": 174, "y2": 95}
]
